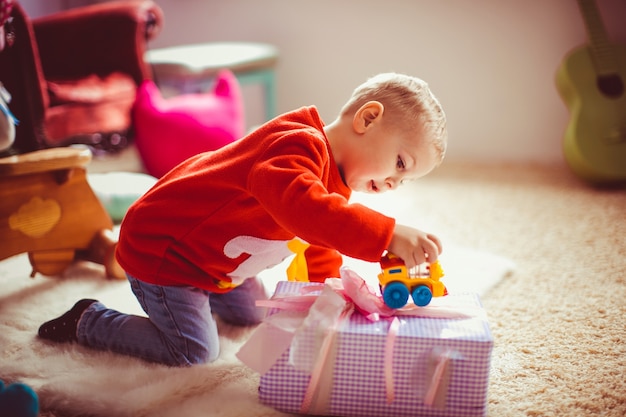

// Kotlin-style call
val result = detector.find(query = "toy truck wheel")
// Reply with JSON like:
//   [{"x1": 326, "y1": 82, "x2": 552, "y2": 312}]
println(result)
[
  {"x1": 383, "y1": 281, "x2": 410, "y2": 309},
  {"x1": 412, "y1": 285, "x2": 433, "y2": 307}
]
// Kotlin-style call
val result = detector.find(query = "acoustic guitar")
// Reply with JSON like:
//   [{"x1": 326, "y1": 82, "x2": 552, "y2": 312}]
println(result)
[{"x1": 555, "y1": 0, "x2": 626, "y2": 184}]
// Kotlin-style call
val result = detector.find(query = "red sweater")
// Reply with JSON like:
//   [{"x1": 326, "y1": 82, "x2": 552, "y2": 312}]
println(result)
[{"x1": 116, "y1": 106, "x2": 395, "y2": 292}]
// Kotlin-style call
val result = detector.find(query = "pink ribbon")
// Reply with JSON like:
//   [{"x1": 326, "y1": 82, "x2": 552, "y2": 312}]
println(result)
[
  {"x1": 423, "y1": 349, "x2": 452, "y2": 407},
  {"x1": 300, "y1": 302, "x2": 354, "y2": 414},
  {"x1": 384, "y1": 316, "x2": 400, "y2": 403}
]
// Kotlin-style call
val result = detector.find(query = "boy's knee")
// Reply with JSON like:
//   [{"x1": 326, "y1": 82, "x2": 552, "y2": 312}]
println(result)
[{"x1": 210, "y1": 277, "x2": 268, "y2": 326}]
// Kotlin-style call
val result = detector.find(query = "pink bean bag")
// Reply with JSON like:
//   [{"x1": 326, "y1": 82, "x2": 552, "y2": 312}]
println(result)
[{"x1": 132, "y1": 70, "x2": 244, "y2": 177}]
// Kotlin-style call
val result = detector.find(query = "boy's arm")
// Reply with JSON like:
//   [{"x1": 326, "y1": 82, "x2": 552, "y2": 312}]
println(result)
[{"x1": 249, "y1": 136, "x2": 394, "y2": 263}]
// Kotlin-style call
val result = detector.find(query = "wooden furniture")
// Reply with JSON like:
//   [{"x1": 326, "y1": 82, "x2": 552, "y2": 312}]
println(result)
[
  {"x1": 0, "y1": 147, "x2": 124, "y2": 279},
  {"x1": 146, "y1": 42, "x2": 279, "y2": 121}
]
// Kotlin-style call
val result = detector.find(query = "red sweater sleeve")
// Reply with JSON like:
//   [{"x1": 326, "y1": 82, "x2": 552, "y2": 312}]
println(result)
[{"x1": 247, "y1": 125, "x2": 395, "y2": 263}]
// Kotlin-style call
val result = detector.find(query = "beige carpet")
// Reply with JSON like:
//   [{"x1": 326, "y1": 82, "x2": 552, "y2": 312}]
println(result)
[
  {"x1": 447, "y1": 163, "x2": 625, "y2": 417},
  {"x1": 1, "y1": 156, "x2": 625, "y2": 416}
]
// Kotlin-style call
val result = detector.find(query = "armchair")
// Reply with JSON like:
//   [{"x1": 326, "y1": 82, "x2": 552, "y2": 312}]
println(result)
[{"x1": 0, "y1": 0, "x2": 163, "y2": 156}]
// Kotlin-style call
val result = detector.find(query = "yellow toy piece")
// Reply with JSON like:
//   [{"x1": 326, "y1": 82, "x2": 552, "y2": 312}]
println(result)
[
  {"x1": 378, "y1": 253, "x2": 447, "y2": 308},
  {"x1": 286, "y1": 238, "x2": 310, "y2": 282}
]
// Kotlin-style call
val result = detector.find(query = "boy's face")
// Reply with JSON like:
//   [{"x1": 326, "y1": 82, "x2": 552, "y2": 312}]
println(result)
[
  {"x1": 339, "y1": 107, "x2": 438, "y2": 193},
  {"x1": 341, "y1": 129, "x2": 436, "y2": 193}
]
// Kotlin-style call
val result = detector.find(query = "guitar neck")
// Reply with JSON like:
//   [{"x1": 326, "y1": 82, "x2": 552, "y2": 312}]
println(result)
[{"x1": 577, "y1": 0, "x2": 618, "y2": 74}]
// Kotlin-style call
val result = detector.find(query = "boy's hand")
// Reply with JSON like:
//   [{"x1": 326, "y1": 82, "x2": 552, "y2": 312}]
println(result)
[{"x1": 387, "y1": 224, "x2": 443, "y2": 268}]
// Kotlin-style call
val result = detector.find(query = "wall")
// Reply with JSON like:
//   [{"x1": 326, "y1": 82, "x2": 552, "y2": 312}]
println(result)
[{"x1": 18, "y1": 0, "x2": 626, "y2": 165}]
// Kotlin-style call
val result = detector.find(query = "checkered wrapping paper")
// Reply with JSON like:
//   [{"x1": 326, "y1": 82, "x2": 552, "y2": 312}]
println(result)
[{"x1": 259, "y1": 281, "x2": 493, "y2": 417}]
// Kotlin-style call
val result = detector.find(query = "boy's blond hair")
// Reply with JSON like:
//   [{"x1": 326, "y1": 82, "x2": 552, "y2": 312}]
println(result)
[{"x1": 340, "y1": 73, "x2": 448, "y2": 164}]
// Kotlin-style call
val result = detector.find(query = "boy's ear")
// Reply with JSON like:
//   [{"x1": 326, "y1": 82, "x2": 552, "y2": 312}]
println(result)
[{"x1": 352, "y1": 101, "x2": 384, "y2": 133}]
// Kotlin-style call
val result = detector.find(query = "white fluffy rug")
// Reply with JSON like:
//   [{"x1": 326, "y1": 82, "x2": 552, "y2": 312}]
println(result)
[{"x1": 0, "y1": 242, "x2": 513, "y2": 417}]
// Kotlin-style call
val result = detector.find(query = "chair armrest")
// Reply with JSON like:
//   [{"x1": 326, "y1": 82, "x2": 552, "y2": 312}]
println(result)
[
  {"x1": 32, "y1": 0, "x2": 164, "y2": 85},
  {"x1": 0, "y1": 147, "x2": 92, "y2": 177}
]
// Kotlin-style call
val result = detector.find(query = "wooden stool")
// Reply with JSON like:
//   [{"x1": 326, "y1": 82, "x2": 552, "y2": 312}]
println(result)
[
  {"x1": 146, "y1": 42, "x2": 279, "y2": 121},
  {"x1": 0, "y1": 147, "x2": 124, "y2": 279}
]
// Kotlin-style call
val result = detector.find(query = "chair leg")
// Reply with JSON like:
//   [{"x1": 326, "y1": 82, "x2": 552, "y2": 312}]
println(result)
[{"x1": 28, "y1": 249, "x2": 75, "y2": 277}]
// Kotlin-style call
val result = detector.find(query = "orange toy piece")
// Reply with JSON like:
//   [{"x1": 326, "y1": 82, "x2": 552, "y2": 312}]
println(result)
[{"x1": 0, "y1": 147, "x2": 124, "y2": 279}]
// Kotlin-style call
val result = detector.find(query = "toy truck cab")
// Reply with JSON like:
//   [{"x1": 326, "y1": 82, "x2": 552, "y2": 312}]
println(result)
[{"x1": 378, "y1": 253, "x2": 447, "y2": 308}]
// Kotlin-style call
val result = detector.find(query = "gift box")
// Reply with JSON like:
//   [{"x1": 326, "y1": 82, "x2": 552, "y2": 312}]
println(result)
[{"x1": 239, "y1": 274, "x2": 493, "y2": 417}]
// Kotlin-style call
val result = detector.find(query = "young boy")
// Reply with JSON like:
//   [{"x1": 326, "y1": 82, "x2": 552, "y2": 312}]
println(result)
[{"x1": 39, "y1": 73, "x2": 448, "y2": 366}]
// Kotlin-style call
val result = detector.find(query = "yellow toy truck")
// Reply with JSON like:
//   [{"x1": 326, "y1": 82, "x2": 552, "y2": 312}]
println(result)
[{"x1": 378, "y1": 253, "x2": 447, "y2": 308}]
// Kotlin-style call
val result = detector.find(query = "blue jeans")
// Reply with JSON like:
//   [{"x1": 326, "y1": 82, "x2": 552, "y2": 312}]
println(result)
[{"x1": 77, "y1": 275, "x2": 268, "y2": 366}]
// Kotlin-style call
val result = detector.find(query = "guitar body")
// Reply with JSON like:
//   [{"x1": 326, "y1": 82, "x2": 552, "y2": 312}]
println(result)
[{"x1": 556, "y1": 43, "x2": 626, "y2": 184}]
